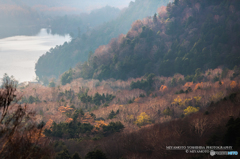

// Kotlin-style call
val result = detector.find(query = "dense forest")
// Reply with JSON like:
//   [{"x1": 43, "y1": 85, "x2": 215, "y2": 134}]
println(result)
[
  {"x1": 2, "y1": 0, "x2": 240, "y2": 159},
  {"x1": 6, "y1": 66, "x2": 240, "y2": 158},
  {"x1": 69, "y1": 0, "x2": 240, "y2": 81},
  {"x1": 35, "y1": 0, "x2": 170, "y2": 79}
]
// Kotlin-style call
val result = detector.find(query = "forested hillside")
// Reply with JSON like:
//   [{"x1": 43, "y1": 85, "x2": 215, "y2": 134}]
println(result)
[
  {"x1": 49, "y1": 6, "x2": 121, "y2": 36},
  {"x1": 72, "y1": 0, "x2": 240, "y2": 81},
  {"x1": 35, "y1": 0, "x2": 170, "y2": 79},
  {"x1": 14, "y1": 66, "x2": 240, "y2": 158},
  {"x1": 4, "y1": 1, "x2": 240, "y2": 158}
]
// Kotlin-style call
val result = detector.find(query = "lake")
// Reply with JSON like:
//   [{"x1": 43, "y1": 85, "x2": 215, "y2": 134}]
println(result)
[{"x1": 0, "y1": 28, "x2": 71, "y2": 83}]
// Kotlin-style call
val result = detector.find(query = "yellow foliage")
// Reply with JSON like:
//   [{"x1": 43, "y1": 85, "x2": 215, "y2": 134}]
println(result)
[
  {"x1": 134, "y1": 112, "x2": 151, "y2": 126},
  {"x1": 127, "y1": 115, "x2": 134, "y2": 120},
  {"x1": 171, "y1": 96, "x2": 183, "y2": 105},
  {"x1": 160, "y1": 85, "x2": 168, "y2": 92},
  {"x1": 184, "y1": 82, "x2": 193, "y2": 88},
  {"x1": 209, "y1": 92, "x2": 224, "y2": 102},
  {"x1": 95, "y1": 120, "x2": 108, "y2": 129},
  {"x1": 165, "y1": 18, "x2": 170, "y2": 23},
  {"x1": 184, "y1": 98, "x2": 192, "y2": 107},
  {"x1": 163, "y1": 107, "x2": 173, "y2": 116},
  {"x1": 194, "y1": 96, "x2": 202, "y2": 104},
  {"x1": 230, "y1": 81, "x2": 237, "y2": 89},
  {"x1": 172, "y1": 96, "x2": 192, "y2": 107},
  {"x1": 184, "y1": 106, "x2": 199, "y2": 115}
]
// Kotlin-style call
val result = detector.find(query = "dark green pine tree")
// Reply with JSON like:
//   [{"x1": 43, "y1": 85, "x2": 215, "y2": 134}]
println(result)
[
  {"x1": 55, "y1": 148, "x2": 71, "y2": 159},
  {"x1": 72, "y1": 152, "x2": 81, "y2": 159},
  {"x1": 153, "y1": 13, "x2": 157, "y2": 24},
  {"x1": 85, "y1": 150, "x2": 107, "y2": 159}
]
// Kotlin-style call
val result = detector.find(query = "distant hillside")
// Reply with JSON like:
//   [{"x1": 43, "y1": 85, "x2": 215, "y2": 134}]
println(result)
[
  {"x1": 72, "y1": 0, "x2": 240, "y2": 80},
  {"x1": 35, "y1": 0, "x2": 170, "y2": 79},
  {"x1": 0, "y1": 4, "x2": 42, "y2": 27},
  {"x1": 0, "y1": 0, "x2": 132, "y2": 14},
  {"x1": 49, "y1": 6, "x2": 121, "y2": 36}
]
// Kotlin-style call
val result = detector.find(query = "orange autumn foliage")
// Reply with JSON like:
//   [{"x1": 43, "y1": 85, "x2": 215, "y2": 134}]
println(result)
[
  {"x1": 95, "y1": 120, "x2": 108, "y2": 129},
  {"x1": 44, "y1": 119, "x2": 53, "y2": 130},
  {"x1": 134, "y1": 97, "x2": 141, "y2": 102},
  {"x1": 184, "y1": 82, "x2": 193, "y2": 88},
  {"x1": 81, "y1": 113, "x2": 95, "y2": 124},
  {"x1": 65, "y1": 118, "x2": 73, "y2": 123},
  {"x1": 20, "y1": 128, "x2": 46, "y2": 142},
  {"x1": 92, "y1": 120, "x2": 108, "y2": 132},
  {"x1": 230, "y1": 81, "x2": 237, "y2": 89},
  {"x1": 214, "y1": 81, "x2": 224, "y2": 88},
  {"x1": 194, "y1": 82, "x2": 203, "y2": 91},
  {"x1": 58, "y1": 105, "x2": 73, "y2": 113},
  {"x1": 159, "y1": 85, "x2": 168, "y2": 92}
]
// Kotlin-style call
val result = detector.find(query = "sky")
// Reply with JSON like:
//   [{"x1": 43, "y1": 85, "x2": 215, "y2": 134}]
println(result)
[{"x1": 1, "y1": 0, "x2": 135, "y2": 13}]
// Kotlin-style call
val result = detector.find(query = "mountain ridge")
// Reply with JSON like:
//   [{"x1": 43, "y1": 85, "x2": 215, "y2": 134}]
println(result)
[
  {"x1": 71, "y1": 0, "x2": 240, "y2": 81},
  {"x1": 35, "y1": 0, "x2": 170, "y2": 80}
]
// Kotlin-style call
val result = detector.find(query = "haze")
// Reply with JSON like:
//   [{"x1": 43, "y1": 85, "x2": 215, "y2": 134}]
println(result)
[{"x1": 0, "y1": 0, "x2": 134, "y2": 14}]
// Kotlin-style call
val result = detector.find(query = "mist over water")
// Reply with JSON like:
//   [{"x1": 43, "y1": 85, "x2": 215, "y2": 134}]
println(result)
[{"x1": 0, "y1": 28, "x2": 70, "y2": 83}]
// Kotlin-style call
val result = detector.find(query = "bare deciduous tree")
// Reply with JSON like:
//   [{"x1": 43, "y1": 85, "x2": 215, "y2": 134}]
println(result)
[{"x1": 0, "y1": 78, "x2": 52, "y2": 159}]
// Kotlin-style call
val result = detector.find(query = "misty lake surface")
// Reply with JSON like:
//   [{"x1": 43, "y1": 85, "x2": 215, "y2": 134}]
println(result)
[{"x1": 0, "y1": 28, "x2": 70, "y2": 83}]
